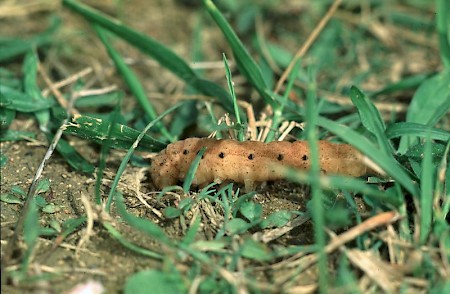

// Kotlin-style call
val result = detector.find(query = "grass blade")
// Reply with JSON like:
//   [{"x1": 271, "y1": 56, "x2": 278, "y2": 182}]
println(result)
[
  {"x1": 183, "y1": 147, "x2": 207, "y2": 193},
  {"x1": 349, "y1": 86, "x2": 393, "y2": 155},
  {"x1": 61, "y1": 0, "x2": 236, "y2": 116},
  {"x1": 105, "y1": 103, "x2": 183, "y2": 211},
  {"x1": 398, "y1": 70, "x2": 450, "y2": 153},
  {"x1": 419, "y1": 136, "x2": 433, "y2": 244},
  {"x1": 305, "y1": 68, "x2": 327, "y2": 293},
  {"x1": 61, "y1": 113, "x2": 166, "y2": 152},
  {"x1": 94, "y1": 26, "x2": 173, "y2": 141},
  {"x1": 202, "y1": 0, "x2": 275, "y2": 108},
  {"x1": 385, "y1": 122, "x2": 450, "y2": 141},
  {"x1": 23, "y1": 50, "x2": 50, "y2": 131},
  {"x1": 223, "y1": 53, "x2": 244, "y2": 141},
  {"x1": 316, "y1": 116, "x2": 420, "y2": 196}
]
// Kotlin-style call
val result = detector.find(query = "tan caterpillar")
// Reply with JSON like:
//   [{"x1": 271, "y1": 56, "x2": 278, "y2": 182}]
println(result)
[{"x1": 150, "y1": 138, "x2": 376, "y2": 191}]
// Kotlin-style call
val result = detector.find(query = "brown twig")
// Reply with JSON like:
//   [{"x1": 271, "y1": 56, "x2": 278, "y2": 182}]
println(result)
[{"x1": 273, "y1": 0, "x2": 343, "y2": 94}]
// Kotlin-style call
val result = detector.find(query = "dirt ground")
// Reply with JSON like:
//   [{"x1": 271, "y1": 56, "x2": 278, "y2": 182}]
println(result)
[{"x1": 0, "y1": 0, "x2": 441, "y2": 293}]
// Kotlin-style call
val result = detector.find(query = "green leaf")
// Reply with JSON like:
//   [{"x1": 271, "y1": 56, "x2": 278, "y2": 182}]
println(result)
[
  {"x1": 61, "y1": 113, "x2": 166, "y2": 152},
  {"x1": 115, "y1": 193, "x2": 173, "y2": 246},
  {"x1": 35, "y1": 179, "x2": 51, "y2": 195},
  {"x1": 241, "y1": 238, "x2": 272, "y2": 261},
  {"x1": 260, "y1": 210, "x2": 292, "y2": 229},
  {"x1": 386, "y1": 122, "x2": 450, "y2": 141},
  {"x1": 0, "y1": 193, "x2": 23, "y2": 204},
  {"x1": 183, "y1": 147, "x2": 207, "y2": 193},
  {"x1": 0, "y1": 107, "x2": 15, "y2": 130},
  {"x1": 239, "y1": 201, "x2": 262, "y2": 223},
  {"x1": 42, "y1": 203, "x2": 61, "y2": 214},
  {"x1": 316, "y1": 116, "x2": 420, "y2": 197},
  {"x1": 23, "y1": 50, "x2": 51, "y2": 130},
  {"x1": 0, "y1": 130, "x2": 35, "y2": 142},
  {"x1": 349, "y1": 86, "x2": 392, "y2": 155},
  {"x1": 124, "y1": 270, "x2": 186, "y2": 294},
  {"x1": 191, "y1": 240, "x2": 226, "y2": 251},
  {"x1": 0, "y1": 85, "x2": 55, "y2": 112},
  {"x1": 163, "y1": 207, "x2": 182, "y2": 219},
  {"x1": 225, "y1": 218, "x2": 251, "y2": 235},
  {"x1": 399, "y1": 71, "x2": 450, "y2": 153}
]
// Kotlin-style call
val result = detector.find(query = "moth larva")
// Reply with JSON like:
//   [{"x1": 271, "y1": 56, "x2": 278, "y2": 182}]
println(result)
[{"x1": 150, "y1": 138, "x2": 375, "y2": 191}]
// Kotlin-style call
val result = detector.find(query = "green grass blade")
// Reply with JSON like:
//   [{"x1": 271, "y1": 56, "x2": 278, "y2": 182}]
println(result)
[
  {"x1": 436, "y1": 0, "x2": 450, "y2": 69},
  {"x1": 202, "y1": 0, "x2": 275, "y2": 108},
  {"x1": 62, "y1": 0, "x2": 236, "y2": 116},
  {"x1": 223, "y1": 53, "x2": 244, "y2": 141},
  {"x1": 0, "y1": 17, "x2": 60, "y2": 62},
  {"x1": 61, "y1": 112, "x2": 166, "y2": 152},
  {"x1": 370, "y1": 72, "x2": 435, "y2": 98},
  {"x1": 102, "y1": 222, "x2": 163, "y2": 259},
  {"x1": 115, "y1": 192, "x2": 173, "y2": 247},
  {"x1": 23, "y1": 50, "x2": 51, "y2": 131},
  {"x1": 95, "y1": 99, "x2": 122, "y2": 204},
  {"x1": 0, "y1": 85, "x2": 55, "y2": 112},
  {"x1": 266, "y1": 59, "x2": 301, "y2": 142},
  {"x1": 349, "y1": 86, "x2": 393, "y2": 155},
  {"x1": 419, "y1": 136, "x2": 434, "y2": 244},
  {"x1": 305, "y1": 68, "x2": 327, "y2": 293},
  {"x1": 49, "y1": 135, "x2": 95, "y2": 173},
  {"x1": 398, "y1": 70, "x2": 450, "y2": 153},
  {"x1": 94, "y1": 26, "x2": 173, "y2": 141},
  {"x1": 316, "y1": 116, "x2": 420, "y2": 196},
  {"x1": 0, "y1": 107, "x2": 16, "y2": 131},
  {"x1": 21, "y1": 197, "x2": 39, "y2": 277},
  {"x1": 183, "y1": 147, "x2": 207, "y2": 193},
  {"x1": 385, "y1": 122, "x2": 450, "y2": 141},
  {"x1": 105, "y1": 103, "x2": 183, "y2": 211}
]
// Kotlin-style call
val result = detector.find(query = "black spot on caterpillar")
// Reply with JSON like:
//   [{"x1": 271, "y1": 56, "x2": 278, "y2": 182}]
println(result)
[{"x1": 150, "y1": 138, "x2": 376, "y2": 191}]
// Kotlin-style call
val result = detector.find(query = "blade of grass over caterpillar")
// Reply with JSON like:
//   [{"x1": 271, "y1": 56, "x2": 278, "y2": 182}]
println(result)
[
  {"x1": 106, "y1": 103, "x2": 183, "y2": 212},
  {"x1": 94, "y1": 26, "x2": 173, "y2": 141},
  {"x1": 183, "y1": 147, "x2": 207, "y2": 193},
  {"x1": 316, "y1": 116, "x2": 420, "y2": 197},
  {"x1": 62, "y1": 0, "x2": 238, "y2": 117},
  {"x1": 385, "y1": 122, "x2": 450, "y2": 141},
  {"x1": 349, "y1": 86, "x2": 393, "y2": 156},
  {"x1": 202, "y1": 0, "x2": 276, "y2": 108},
  {"x1": 305, "y1": 66, "x2": 327, "y2": 293}
]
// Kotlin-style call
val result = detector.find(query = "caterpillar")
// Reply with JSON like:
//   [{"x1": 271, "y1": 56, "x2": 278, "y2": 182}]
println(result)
[{"x1": 150, "y1": 138, "x2": 376, "y2": 191}]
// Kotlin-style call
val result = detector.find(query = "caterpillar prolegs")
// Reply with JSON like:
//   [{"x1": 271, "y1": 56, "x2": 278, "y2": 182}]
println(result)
[{"x1": 150, "y1": 138, "x2": 376, "y2": 191}]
